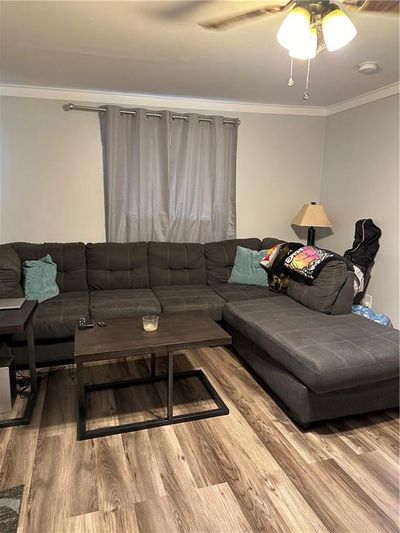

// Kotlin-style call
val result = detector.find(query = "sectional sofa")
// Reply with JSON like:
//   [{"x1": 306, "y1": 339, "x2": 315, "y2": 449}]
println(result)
[{"x1": 1, "y1": 238, "x2": 398, "y2": 427}]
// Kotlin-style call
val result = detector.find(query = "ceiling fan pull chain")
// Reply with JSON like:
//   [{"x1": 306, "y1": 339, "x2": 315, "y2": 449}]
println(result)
[
  {"x1": 303, "y1": 59, "x2": 311, "y2": 100},
  {"x1": 288, "y1": 57, "x2": 294, "y2": 87}
]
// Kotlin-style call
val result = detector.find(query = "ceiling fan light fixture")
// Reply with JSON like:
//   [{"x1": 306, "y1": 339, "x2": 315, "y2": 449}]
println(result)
[
  {"x1": 322, "y1": 5, "x2": 357, "y2": 52},
  {"x1": 289, "y1": 26, "x2": 317, "y2": 60},
  {"x1": 277, "y1": 5, "x2": 311, "y2": 50}
]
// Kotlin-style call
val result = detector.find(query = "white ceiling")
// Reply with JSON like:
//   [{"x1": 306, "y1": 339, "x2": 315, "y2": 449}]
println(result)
[{"x1": 0, "y1": 1, "x2": 399, "y2": 107}]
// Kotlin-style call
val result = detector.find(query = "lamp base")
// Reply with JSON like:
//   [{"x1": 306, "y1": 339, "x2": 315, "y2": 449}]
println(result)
[{"x1": 307, "y1": 227, "x2": 316, "y2": 246}]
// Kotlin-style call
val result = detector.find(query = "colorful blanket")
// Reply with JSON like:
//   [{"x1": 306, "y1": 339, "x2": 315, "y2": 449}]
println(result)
[{"x1": 284, "y1": 246, "x2": 335, "y2": 280}]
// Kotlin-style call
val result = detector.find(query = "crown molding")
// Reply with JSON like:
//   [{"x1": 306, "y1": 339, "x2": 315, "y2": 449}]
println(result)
[
  {"x1": 0, "y1": 84, "x2": 327, "y2": 117},
  {"x1": 326, "y1": 83, "x2": 400, "y2": 116},
  {"x1": 0, "y1": 82, "x2": 398, "y2": 117}
]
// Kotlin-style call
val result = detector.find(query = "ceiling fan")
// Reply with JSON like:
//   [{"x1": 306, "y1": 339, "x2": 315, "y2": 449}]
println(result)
[{"x1": 199, "y1": 1, "x2": 399, "y2": 100}]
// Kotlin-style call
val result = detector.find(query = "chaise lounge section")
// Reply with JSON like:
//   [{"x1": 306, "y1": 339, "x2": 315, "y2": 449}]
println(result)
[
  {"x1": 223, "y1": 296, "x2": 399, "y2": 427},
  {"x1": 1, "y1": 237, "x2": 398, "y2": 427}
]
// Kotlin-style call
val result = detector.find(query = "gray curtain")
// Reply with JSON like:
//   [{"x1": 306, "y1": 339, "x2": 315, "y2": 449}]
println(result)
[{"x1": 99, "y1": 106, "x2": 238, "y2": 243}]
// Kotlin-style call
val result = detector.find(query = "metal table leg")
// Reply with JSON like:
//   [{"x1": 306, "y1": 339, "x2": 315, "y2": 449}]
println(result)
[
  {"x1": 26, "y1": 321, "x2": 38, "y2": 393},
  {"x1": 76, "y1": 361, "x2": 86, "y2": 437},
  {"x1": 167, "y1": 352, "x2": 173, "y2": 420},
  {"x1": 76, "y1": 354, "x2": 229, "y2": 441}
]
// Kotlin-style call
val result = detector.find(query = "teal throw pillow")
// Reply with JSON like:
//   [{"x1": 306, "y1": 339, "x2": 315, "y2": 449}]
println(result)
[
  {"x1": 22, "y1": 254, "x2": 59, "y2": 303},
  {"x1": 228, "y1": 246, "x2": 268, "y2": 287}
]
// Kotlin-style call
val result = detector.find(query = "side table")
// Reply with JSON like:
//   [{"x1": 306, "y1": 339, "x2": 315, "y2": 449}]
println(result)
[{"x1": 0, "y1": 300, "x2": 40, "y2": 427}]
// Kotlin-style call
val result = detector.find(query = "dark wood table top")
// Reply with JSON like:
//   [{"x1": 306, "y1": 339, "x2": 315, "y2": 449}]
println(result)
[
  {"x1": 74, "y1": 311, "x2": 232, "y2": 363},
  {"x1": 0, "y1": 300, "x2": 38, "y2": 334}
]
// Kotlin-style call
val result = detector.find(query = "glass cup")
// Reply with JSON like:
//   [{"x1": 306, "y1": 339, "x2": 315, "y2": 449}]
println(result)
[{"x1": 142, "y1": 314, "x2": 159, "y2": 332}]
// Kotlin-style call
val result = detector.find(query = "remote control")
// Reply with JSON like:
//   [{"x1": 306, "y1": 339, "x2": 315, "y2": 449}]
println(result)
[{"x1": 78, "y1": 317, "x2": 94, "y2": 330}]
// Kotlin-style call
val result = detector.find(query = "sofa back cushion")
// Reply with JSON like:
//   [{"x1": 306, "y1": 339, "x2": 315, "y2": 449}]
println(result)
[
  {"x1": 10, "y1": 242, "x2": 87, "y2": 292},
  {"x1": 86, "y1": 242, "x2": 149, "y2": 290},
  {"x1": 261, "y1": 237, "x2": 286, "y2": 249},
  {"x1": 205, "y1": 238, "x2": 261, "y2": 285},
  {"x1": 149, "y1": 242, "x2": 206, "y2": 286},
  {"x1": 287, "y1": 260, "x2": 349, "y2": 314},
  {"x1": 0, "y1": 245, "x2": 24, "y2": 298}
]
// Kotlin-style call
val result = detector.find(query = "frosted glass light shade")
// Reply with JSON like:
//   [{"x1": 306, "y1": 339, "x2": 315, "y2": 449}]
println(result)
[
  {"x1": 277, "y1": 6, "x2": 311, "y2": 50},
  {"x1": 292, "y1": 203, "x2": 332, "y2": 228},
  {"x1": 322, "y1": 7, "x2": 357, "y2": 51},
  {"x1": 289, "y1": 26, "x2": 317, "y2": 59}
]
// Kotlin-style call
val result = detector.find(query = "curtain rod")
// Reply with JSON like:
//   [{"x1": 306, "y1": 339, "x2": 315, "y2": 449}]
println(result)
[{"x1": 63, "y1": 103, "x2": 240, "y2": 125}]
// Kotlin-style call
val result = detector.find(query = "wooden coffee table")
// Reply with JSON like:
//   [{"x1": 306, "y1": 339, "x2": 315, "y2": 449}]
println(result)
[{"x1": 74, "y1": 311, "x2": 231, "y2": 440}]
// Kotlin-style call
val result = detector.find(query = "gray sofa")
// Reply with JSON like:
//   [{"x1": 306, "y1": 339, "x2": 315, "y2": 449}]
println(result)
[{"x1": 0, "y1": 238, "x2": 398, "y2": 427}]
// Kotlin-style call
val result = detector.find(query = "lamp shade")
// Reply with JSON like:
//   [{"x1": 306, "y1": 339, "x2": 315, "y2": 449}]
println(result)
[{"x1": 292, "y1": 203, "x2": 332, "y2": 228}]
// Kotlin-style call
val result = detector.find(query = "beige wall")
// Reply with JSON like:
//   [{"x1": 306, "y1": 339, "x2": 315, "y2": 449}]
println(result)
[
  {"x1": 236, "y1": 112, "x2": 325, "y2": 241},
  {"x1": 319, "y1": 95, "x2": 399, "y2": 327},
  {"x1": 0, "y1": 96, "x2": 325, "y2": 244},
  {"x1": 1, "y1": 93, "x2": 398, "y2": 325},
  {"x1": 0, "y1": 97, "x2": 106, "y2": 243}
]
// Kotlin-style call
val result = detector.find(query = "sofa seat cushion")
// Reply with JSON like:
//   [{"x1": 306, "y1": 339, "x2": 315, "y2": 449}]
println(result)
[
  {"x1": 90, "y1": 289, "x2": 161, "y2": 320},
  {"x1": 12, "y1": 291, "x2": 89, "y2": 342},
  {"x1": 213, "y1": 283, "x2": 282, "y2": 302},
  {"x1": 223, "y1": 296, "x2": 399, "y2": 394},
  {"x1": 153, "y1": 285, "x2": 225, "y2": 321}
]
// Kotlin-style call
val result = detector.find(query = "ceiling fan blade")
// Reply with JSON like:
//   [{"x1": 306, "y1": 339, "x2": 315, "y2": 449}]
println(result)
[
  {"x1": 155, "y1": 1, "x2": 213, "y2": 20},
  {"x1": 339, "y1": 0, "x2": 399, "y2": 14},
  {"x1": 199, "y1": 0, "x2": 295, "y2": 30}
]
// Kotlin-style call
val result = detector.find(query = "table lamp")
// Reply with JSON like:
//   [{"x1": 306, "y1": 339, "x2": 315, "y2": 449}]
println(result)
[{"x1": 291, "y1": 202, "x2": 332, "y2": 246}]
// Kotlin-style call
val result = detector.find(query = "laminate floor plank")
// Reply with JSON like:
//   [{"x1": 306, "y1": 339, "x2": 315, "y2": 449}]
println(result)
[
  {"x1": 0, "y1": 348, "x2": 397, "y2": 533},
  {"x1": 293, "y1": 458, "x2": 398, "y2": 533},
  {"x1": 3, "y1": 377, "x2": 48, "y2": 533},
  {"x1": 0, "y1": 377, "x2": 47, "y2": 491},
  {"x1": 148, "y1": 425, "x2": 198, "y2": 502},
  {"x1": 121, "y1": 431, "x2": 166, "y2": 503},
  {"x1": 331, "y1": 415, "x2": 399, "y2": 461},
  {"x1": 179, "y1": 420, "x2": 293, "y2": 532},
  {"x1": 43, "y1": 367, "x2": 96, "y2": 521},
  {"x1": 39, "y1": 367, "x2": 75, "y2": 438},
  {"x1": 261, "y1": 471, "x2": 328, "y2": 533},
  {"x1": 24, "y1": 434, "x2": 69, "y2": 532},
  {"x1": 94, "y1": 434, "x2": 138, "y2": 514},
  {"x1": 0, "y1": 425, "x2": 12, "y2": 475},
  {"x1": 344, "y1": 449, "x2": 400, "y2": 524},
  {"x1": 134, "y1": 494, "x2": 180, "y2": 533},
  {"x1": 64, "y1": 508, "x2": 139, "y2": 533},
  {"x1": 173, "y1": 420, "x2": 228, "y2": 489},
  {"x1": 169, "y1": 482, "x2": 254, "y2": 533},
  {"x1": 65, "y1": 436, "x2": 99, "y2": 518}
]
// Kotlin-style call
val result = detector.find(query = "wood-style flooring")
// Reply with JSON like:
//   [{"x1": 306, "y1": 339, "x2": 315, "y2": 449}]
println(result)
[{"x1": 0, "y1": 347, "x2": 398, "y2": 533}]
